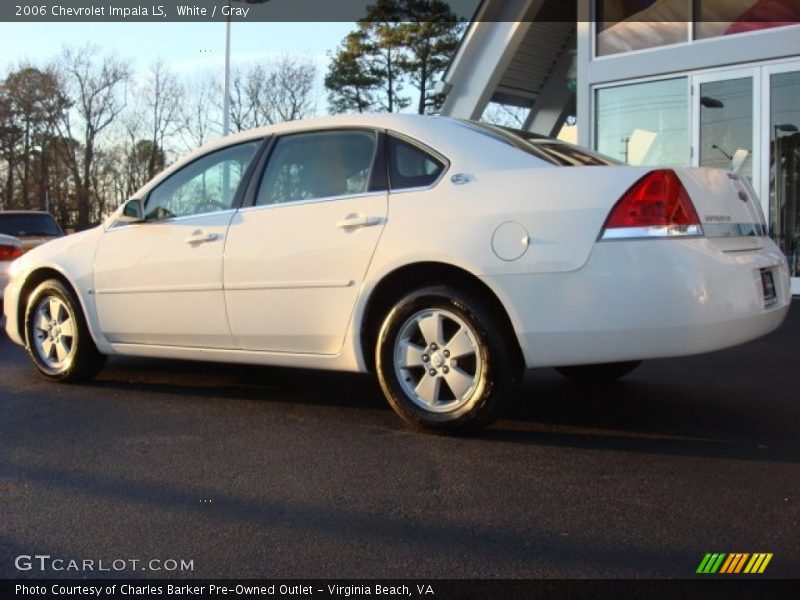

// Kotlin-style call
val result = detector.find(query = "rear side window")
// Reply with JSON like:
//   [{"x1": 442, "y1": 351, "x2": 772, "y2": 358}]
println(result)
[
  {"x1": 388, "y1": 136, "x2": 445, "y2": 191},
  {"x1": 0, "y1": 213, "x2": 62, "y2": 237},
  {"x1": 459, "y1": 120, "x2": 619, "y2": 166}
]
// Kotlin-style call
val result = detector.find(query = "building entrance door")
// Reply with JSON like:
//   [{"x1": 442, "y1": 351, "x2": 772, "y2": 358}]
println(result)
[
  {"x1": 764, "y1": 63, "x2": 800, "y2": 295},
  {"x1": 692, "y1": 69, "x2": 758, "y2": 186},
  {"x1": 692, "y1": 63, "x2": 800, "y2": 295}
]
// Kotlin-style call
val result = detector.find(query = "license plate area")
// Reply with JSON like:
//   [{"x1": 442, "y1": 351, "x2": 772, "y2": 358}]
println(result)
[{"x1": 760, "y1": 268, "x2": 777, "y2": 307}]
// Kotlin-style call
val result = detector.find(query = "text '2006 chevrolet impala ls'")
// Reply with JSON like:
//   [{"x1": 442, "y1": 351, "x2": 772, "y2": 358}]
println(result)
[{"x1": 2, "y1": 114, "x2": 791, "y2": 432}]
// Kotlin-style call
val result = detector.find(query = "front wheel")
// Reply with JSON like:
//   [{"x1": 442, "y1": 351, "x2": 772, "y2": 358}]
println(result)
[
  {"x1": 555, "y1": 360, "x2": 641, "y2": 383},
  {"x1": 375, "y1": 286, "x2": 519, "y2": 433},
  {"x1": 24, "y1": 279, "x2": 106, "y2": 382}
]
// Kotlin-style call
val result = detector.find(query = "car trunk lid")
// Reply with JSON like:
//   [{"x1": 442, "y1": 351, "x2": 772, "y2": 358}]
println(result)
[{"x1": 674, "y1": 167, "x2": 767, "y2": 251}]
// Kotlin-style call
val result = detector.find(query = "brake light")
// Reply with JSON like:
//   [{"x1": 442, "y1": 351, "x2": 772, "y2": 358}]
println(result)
[
  {"x1": 600, "y1": 169, "x2": 703, "y2": 239},
  {"x1": 0, "y1": 244, "x2": 23, "y2": 261}
]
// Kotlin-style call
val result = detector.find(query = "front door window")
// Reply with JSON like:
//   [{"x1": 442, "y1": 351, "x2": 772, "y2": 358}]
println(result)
[{"x1": 146, "y1": 141, "x2": 260, "y2": 219}]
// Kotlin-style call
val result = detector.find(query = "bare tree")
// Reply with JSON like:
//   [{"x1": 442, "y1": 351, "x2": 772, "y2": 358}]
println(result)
[
  {"x1": 264, "y1": 55, "x2": 317, "y2": 123},
  {"x1": 118, "y1": 107, "x2": 151, "y2": 197},
  {"x1": 0, "y1": 65, "x2": 69, "y2": 211},
  {"x1": 481, "y1": 102, "x2": 529, "y2": 128},
  {"x1": 56, "y1": 45, "x2": 131, "y2": 228},
  {"x1": 0, "y1": 81, "x2": 23, "y2": 210},
  {"x1": 142, "y1": 60, "x2": 183, "y2": 179},
  {"x1": 227, "y1": 65, "x2": 255, "y2": 133},
  {"x1": 225, "y1": 56, "x2": 317, "y2": 133},
  {"x1": 180, "y1": 70, "x2": 221, "y2": 150}
]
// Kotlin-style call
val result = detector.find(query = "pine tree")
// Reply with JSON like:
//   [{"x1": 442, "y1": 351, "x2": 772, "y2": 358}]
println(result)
[
  {"x1": 325, "y1": 0, "x2": 463, "y2": 115},
  {"x1": 396, "y1": 1, "x2": 464, "y2": 114},
  {"x1": 325, "y1": 31, "x2": 380, "y2": 114}
]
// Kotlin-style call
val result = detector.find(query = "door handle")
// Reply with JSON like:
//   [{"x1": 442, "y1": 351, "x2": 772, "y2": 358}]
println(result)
[
  {"x1": 184, "y1": 231, "x2": 220, "y2": 244},
  {"x1": 336, "y1": 215, "x2": 382, "y2": 229}
]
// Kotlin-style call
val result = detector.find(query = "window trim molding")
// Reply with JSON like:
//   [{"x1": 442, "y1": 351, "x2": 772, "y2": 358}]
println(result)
[
  {"x1": 244, "y1": 127, "x2": 382, "y2": 209},
  {"x1": 142, "y1": 138, "x2": 269, "y2": 223},
  {"x1": 237, "y1": 190, "x2": 387, "y2": 214}
]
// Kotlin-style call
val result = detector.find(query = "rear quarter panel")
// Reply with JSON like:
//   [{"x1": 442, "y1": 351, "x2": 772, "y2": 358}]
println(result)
[{"x1": 368, "y1": 165, "x2": 649, "y2": 279}]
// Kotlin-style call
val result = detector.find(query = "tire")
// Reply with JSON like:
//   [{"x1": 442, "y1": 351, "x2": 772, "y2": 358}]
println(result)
[
  {"x1": 555, "y1": 360, "x2": 641, "y2": 383},
  {"x1": 375, "y1": 285, "x2": 520, "y2": 433},
  {"x1": 24, "y1": 278, "x2": 106, "y2": 382}
]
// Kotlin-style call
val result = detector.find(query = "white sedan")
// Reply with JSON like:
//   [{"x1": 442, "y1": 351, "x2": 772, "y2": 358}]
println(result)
[{"x1": 2, "y1": 114, "x2": 791, "y2": 432}]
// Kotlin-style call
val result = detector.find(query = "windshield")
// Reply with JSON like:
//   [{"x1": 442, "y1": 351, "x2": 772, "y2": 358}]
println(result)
[
  {"x1": 0, "y1": 213, "x2": 63, "y2": 237},
  {"x1": 461, "y1": 120, "x2": 621, "y2": 167}
]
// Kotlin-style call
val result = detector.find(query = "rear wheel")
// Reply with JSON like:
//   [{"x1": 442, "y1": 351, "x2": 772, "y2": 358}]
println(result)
[
  {"x1": 376, "y1": 286, "x2": 519, "y2": 433},
  {"x1": 555, "y1": 361, "x2": 641, "y2": 383},
  {"x1": 24, "y1": 279, "x2": 106, "y2": 382}
]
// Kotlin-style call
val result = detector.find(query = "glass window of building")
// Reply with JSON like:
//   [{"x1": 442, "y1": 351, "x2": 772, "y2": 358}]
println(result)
[
  {"x1": 694, "y1": 0, "x2": 800, "y2": 40},
  {"x1": 698, "y1": 77, "x2": 754, "y2": 179},
  {"x1": 596, "y1": 1, "x2": 799, "y2": 55},
  {"x1": 595, "y1": 78, "x2": 688, "y2": 165},
  {"x1": 595, "y1": 0, "x2": 690, "y2": 56}
]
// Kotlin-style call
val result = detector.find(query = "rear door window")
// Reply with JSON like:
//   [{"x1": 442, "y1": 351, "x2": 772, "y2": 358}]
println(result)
[{"x1": 255, "y1": 130, "x2": 378, "y2": 206}]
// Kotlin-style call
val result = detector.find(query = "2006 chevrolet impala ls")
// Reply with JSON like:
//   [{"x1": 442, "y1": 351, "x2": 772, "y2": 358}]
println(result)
[{"x1": 2, "y1": 114, "x2": 791, "y2": 432}]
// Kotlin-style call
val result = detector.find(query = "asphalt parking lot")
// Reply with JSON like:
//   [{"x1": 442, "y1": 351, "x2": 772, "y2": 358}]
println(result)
[{"x1": 1, "y1": 303, "x2": 799, "y2": 579}]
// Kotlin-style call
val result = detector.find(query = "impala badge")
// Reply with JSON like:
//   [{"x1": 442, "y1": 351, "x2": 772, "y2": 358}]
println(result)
[{"x1": 451, "y1": 173, "x2": 474, "y2": 185}]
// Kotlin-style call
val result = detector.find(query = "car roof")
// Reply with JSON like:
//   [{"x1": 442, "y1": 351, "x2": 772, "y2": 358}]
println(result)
[
  {"x1": 153, "y1": 114, "x2": 551, "y2": 184},
  {"x1": 189, "y1": 113, "x2": 537, "y2": 157},
  {"x1": 0, "y1": 210, "x2": 55, "y2": 216},
  {"x1": 226, "y1": 113, "x2": 456, "y2": 140}
]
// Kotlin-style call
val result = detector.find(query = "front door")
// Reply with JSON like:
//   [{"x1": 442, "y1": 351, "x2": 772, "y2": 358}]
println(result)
[{"x1": 94, "y1": 141, "x2": 261, "y2": 347}]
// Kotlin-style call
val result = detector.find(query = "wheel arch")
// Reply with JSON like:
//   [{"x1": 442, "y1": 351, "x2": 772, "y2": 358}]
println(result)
[
  {"x1": 15, "y1": 267, "x2": 102, "y2": 350},
  {"x1": 359, "y1": 261, "x2": 525, "y2": 374}
]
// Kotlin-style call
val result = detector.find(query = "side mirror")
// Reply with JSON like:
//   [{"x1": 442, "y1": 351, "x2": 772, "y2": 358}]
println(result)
[{"x1": 118, "y1": 198, "x2": 145, "y2": 223}]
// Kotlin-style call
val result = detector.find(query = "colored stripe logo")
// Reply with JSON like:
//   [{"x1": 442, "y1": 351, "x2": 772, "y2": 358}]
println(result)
[{"x1": 697, "y1": 553, "x2": 773, "y2": 574}]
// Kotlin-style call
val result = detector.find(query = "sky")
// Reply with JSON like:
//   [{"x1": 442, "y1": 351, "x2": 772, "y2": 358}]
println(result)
[{"x1": 0, "y1": 21, "x2": 355, "y2": 90}]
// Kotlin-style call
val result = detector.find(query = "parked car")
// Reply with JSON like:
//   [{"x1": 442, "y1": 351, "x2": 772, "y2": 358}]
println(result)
[
  {"x1": 2, "y1": 114, "x2": 791, "y2": 432},
  {"x1": 0, "y1": 210, "x2": 64, "y2": 253},
  {"x1": 0, "y1": 233, "x2": 23, "y2": 314}
]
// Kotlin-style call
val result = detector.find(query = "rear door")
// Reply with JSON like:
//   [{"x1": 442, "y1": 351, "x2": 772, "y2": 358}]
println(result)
[{"x1": 223, "y1": 129, "x2": 387, "y2": 354}]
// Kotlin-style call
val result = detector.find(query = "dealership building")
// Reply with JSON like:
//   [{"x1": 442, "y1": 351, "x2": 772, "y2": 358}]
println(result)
[{"x1": 438, "y1": 0, "x2": 800, "y2": 294}]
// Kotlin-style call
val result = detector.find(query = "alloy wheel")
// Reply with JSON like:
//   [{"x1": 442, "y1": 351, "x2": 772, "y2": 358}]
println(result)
[
  {"x1": 393, "y1": 308, "x2": 484, "y2": 413},
  {"x1": 31, "y1": 295, "x2": 77, "y2": 371}
]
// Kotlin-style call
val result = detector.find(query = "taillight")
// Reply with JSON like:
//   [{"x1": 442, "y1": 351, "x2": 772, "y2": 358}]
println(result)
[
  {"x1": 0, "y1": 244, "x2": 23, "y2": 261},
  {"x1": 600, "y1": 169, "x2": 703, "y2": 240}
]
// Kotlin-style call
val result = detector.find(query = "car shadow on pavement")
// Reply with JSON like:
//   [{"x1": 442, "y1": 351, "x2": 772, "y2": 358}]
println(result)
[
  {"x1": 81, "y1": 353, "x2": 800, "y2": 464},
  {"x1": 92, "y1": 355, "x2": 386, "y2": 410},
  {"x1": 477, "y1": 366, "x2": 800, "y2": 462}
]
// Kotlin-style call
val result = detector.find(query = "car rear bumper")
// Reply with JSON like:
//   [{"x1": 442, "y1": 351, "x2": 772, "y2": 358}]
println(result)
[
  {"x1": 486, "y1": 237, "x2": 791, "y2": 369},
  {"x1": 3, "y1": 276, "x2": 23, "y2": 345},
  {"x1": 0, "y1": 264, "x2": 10, "y2": 311}
]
